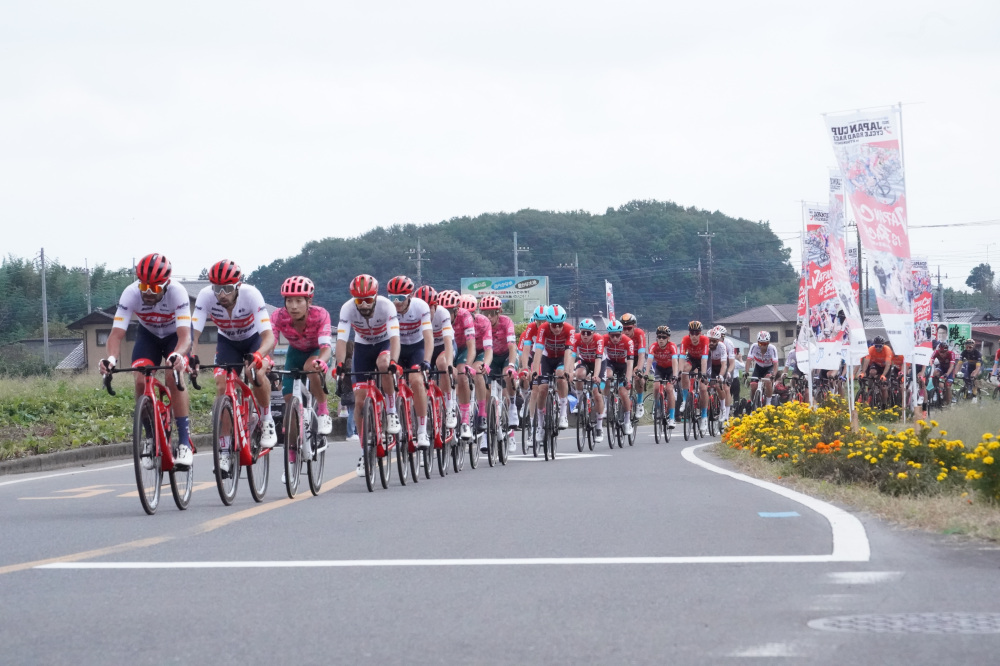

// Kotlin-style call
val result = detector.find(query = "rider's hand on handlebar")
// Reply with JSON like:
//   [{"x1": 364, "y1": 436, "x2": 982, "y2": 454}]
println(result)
[
  {"x1": 166, "y1": 352, "x2": 187, "y2": 372},
  {"x1": 312, "y1": 358, "x2": 329, "y2": 374},
  {"x1": 388, "y1": 359, "x2": 402, "y2": 375},
  {"x1": 99, "y1": 356, "x2": 116, "y2": 375}
]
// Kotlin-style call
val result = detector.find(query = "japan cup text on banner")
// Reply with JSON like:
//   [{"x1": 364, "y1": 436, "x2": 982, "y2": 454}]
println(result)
[
  {"x1": 911, "y1": 257, "x2": 933, "y2": 364},
  {"x1": 826, "y1": 107, "x2": 914, "y2": 357},
  {"x1": 605, "y1": 281, "x2": 615, "y2": 321},
  {"x1": 829, "y1": 170, "x2": 868, "y2": 364},
  {"x1": 801, "y1": 203, "x2": 848, "y2": 370}
]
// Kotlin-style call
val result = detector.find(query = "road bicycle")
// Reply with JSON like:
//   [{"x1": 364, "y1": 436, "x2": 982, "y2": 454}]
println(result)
[
  {"x1": 342, "y1": 370, "x2": 399, "y2": 492},
  {"x1": 427, "y1": 368, "x2": 456, "y2": 477},
  {"x1": 394, "y1": 367, "x2": 426, "y2": 485},
  {"x1": 530, "y1": 372, "x2": 559, "y2": 460},
  {"x1": 103, "y1": 363, "x2": 196, "y2": 515},
  {"x1": 651, "y1": 375, "x2": 673, "y2": 444},
  {"x1": 485, "y1": 368, "x2": 514, "y2": 466},
  {"x1": 706, "y1": 375, "x2": 723, "y2": 437},
  {"x1": 195, "y1": 357, "x2": 272, "y2": 506},
  {"x1": 681, "y1": 372, "x2": 703, "y2": 442},
  {"x1": 625, "y1": 375, "x2": 641, "y2": 447},
  {"x1": 272, "y1": 368, "x2": 328, "y2": 498},
  {"x1": 575, "y1": 373, "x2": 599, "y2": 452},
  {"x1": 604, "y1": 374, "x2": 627, "y2": 450}
]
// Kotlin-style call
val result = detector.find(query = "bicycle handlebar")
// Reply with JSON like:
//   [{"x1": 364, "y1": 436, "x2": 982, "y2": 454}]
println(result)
[{"x1": 102, "y1": 365, "x2": 185, "y2": 397}]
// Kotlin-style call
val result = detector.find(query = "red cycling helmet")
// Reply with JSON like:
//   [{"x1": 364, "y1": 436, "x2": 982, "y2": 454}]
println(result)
[
  {"x1": 280, "y1": 276, "x2": 315, "y2": 298},
  {"x1": 349, "y1": 274, "x2": 379, "y2": 299},
  {"x1": 387, "y1": 275, "x2": 415, "y2": 295},
  {"x1": 459, "y1": 294, "x2": 478, "y2": 312},
  {"x1": 479, "y1": 295, "x2": 502, "y2": 311},
  {"x1": 437, "y1": 290, "x2": 460, "y2": 309},
  {"x1": 135, "y1": 253, "x2": 172, "y2": 286},
  {"x1": 209, "y1": 260, "x2": 242, "y2": 285},
  {"x1": 414, "y1": 285, "x2": 437, "y2": 305}
]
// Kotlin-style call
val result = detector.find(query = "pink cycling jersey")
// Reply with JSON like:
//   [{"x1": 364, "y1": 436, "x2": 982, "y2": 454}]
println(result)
[
  {"x1": 473, "y1": 313, "x2": 493, "y2": 352},
  {"x1": 271, "y1": 305, "x2": 333, "y2": 352},
  {"x1": 490, "y1": 314, "x2": 516, "y2": 353},
  {"x1": 452, "y1": 308, "x2": 476, "y2": 349}
]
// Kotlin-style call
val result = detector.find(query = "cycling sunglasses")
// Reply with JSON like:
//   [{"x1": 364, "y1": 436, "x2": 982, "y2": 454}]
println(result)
[
  {"x1": 656, "y1": 334, "x2": 669, "y2": 339},
  {"x1": 608, "y1": 332, "x2": 622, "y2": 337},
  {"x1": 580, "y1": 330, "x2": 594, "y2": 336},
  {"x1": 354, "y1": 296, "x2": 376, "y2": 306},
  {"x1": 212, "y1": 284, "x2": 237, "y2": 295},
  {"x1": 139, "y1": 282, "x2": 165, "y2": 295},
  {"x1": 387, "y1": 294, "x2": 408, "y2": 303},
  {"x1": 550, "y1": 322, "x2": 564, "y2": 328}
]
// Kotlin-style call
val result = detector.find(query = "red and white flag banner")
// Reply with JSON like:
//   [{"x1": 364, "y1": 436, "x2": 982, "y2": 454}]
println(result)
[
  {"x1": 797, "y1": 203, "x2": 850, "y2": 370},
  {"x1": 826, "y1": 106, "x2": 914, "y2": 357},
  {"x1": 911, "y1": 257, "x2": 933, "y2": 364},
  {"x1": 829, "y1": 170, "x2": 868, "y2": 364},
  {"x1": 605, "y1": 280, "x2": 615, "y2": 322}
]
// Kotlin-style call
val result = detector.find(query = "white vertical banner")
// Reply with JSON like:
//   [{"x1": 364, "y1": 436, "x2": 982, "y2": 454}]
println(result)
[
  {"x1": 825, "y1": 106, "x2": 914, "y2": 357},
  {"x1": 800, "y1": 203, "x2": 848, "y2": 370},
  {"x1": 605, "y1": 280, "x2": 616, "y2": 321},
  {"x1": 829, "y1": 170, "x2": 868, "y2": 363},
  {"x1": 911, "y1": 257, "x2": 933, "y2": 365}
]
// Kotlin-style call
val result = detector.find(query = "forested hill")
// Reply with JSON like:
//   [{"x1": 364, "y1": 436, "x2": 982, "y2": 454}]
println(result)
[{"x1": 249, "y1": 199, "x2": 798, "y2": 328}]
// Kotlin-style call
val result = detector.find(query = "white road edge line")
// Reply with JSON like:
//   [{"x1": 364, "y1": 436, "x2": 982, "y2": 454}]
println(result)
[
  {"x1": 0, "y1": 453, "x2": 211, "y2": 488},
  {"x1": 683, "y1": 442, "x2": 870, "y2": 562}
]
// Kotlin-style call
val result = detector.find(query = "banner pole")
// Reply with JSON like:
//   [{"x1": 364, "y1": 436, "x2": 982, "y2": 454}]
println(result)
[
  {"x1": 897, "y1": 102, "x2": 915, "y2": 425},
  {"x1": 801, "y1": 203, "x2": 814, "y2": 410}
]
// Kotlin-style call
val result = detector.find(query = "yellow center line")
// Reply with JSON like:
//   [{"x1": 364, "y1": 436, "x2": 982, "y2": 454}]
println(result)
[{"x1": 1, "y1": 468, "x2": 357, "y2": 576}]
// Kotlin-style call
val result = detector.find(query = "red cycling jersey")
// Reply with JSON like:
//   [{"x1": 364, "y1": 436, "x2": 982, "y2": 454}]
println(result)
[
  {"x1": 603, "y1": 334, "x2": 636, "y2": 363},
  {"x1": 518, "y1": 321, "x2": 541, "y2": 352},
  {"x1": 624, "y1": 327, "x2": 648, "y2": 356},
  {"x1": 571, "y1": 332, "x2": 605, "y2": 363},
  {"x1": 534, "y1": 322, "x2": 575, "y2": 358},
  {"x1": 680, "y1": 335, "x2": 710, "y2": 363},
  {"x1": 647, "y1": 340, "x2": 678, "y2": 368}
]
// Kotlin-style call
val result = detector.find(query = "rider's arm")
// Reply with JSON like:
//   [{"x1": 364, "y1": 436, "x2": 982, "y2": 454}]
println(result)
[
  {"x1": 625, "y1": 358, "x2": 634, "y2": 383},
  {"x1": 173, "y1": 324, "x2": 192, "y2": 359},
  {"x1": 421, "y1": 327, "x2": 434, "y2": 366},
  {"x1": 104, "y1": 328, "x2": 126, "y2": 368}
]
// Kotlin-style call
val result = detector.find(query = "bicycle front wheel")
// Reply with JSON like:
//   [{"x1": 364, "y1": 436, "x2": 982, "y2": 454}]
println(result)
[
  {"x1": 362, "y1": 398, "x2": 378, "y2": 492},
  {"x1": 406, "y1": 403, "x2": 421, "y2": 483},
  {"x1": 283, "y1": 400, "x2": 302, "y2": 498},
  {"x1": 425, "y1": 400, "x2": 438, "y2": 479},
  {"x1": 576, "y1": 394, "x2": 587, "y2": 452},
  {"x1": 247, "y1": 408, "x2": 269, "y2": 503},
  {"x1": 211, "y1": 394, "x2": 240, "y2": 506},
  {"x1": 133, "y1": 395, "x2": 162, "y2": 515},
  {"x1": 498, "y1": 398, "x2": 510, "y2": 465},
  {"x1": 487, "y1": 398, "x2": 498, "y2": 467},
  {"x1": 396, "y1": 404, "x2": 410, "y2": 486}
]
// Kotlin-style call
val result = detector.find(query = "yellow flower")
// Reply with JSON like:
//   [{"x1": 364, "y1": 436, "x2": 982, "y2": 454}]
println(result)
[
  {"x1": 897, "y1": 472, "x2": 908, "y2": 480},
  {"x1": 984, "y1": 456, "x2": 995, "y2": 466},
  {"x1": 930, "y1": 420, "x2": 939, "y2": 428},
  {"x1": 985, "y1": 433, "x2": 995, "y2": 440}
]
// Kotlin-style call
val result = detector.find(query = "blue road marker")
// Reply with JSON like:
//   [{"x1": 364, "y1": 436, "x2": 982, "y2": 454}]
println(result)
[{"x1": 758, "y1": 511, "x2": 800, "y2": 518}]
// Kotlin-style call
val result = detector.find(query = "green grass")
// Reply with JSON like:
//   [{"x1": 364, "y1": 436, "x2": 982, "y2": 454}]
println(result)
[{"x1": 924, "y1": 399, "x2": 1000, "y2": 448}]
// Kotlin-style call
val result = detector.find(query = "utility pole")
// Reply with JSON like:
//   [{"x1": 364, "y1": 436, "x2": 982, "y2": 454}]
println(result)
[
  {"x1": 699, "y1": 222, "x2": 716, "y2": 323},
  {"x1": 935, "y1": 265, "x2": 946, "y2": 322},
  {"x1": 556, "y1": 254, "x2": 580, "y2": 326},
  {"x1": 85, "y1": 258, "x2": 92, "y2": 313},
  {"x1": 406, "y1": 237, "x2": 428, "y2": 285},
  {"x1": 864, "y1": 261, "x2": 870, "y2": 313},
  {"x1": 39, "y1": 247, "x2": 50, "y2": 365},
  {"x1": 513, "y1": 232, "x2": 530, "y2": 277}
]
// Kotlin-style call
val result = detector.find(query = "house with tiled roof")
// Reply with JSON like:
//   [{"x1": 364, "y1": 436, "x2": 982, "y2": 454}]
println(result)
[{"x1": 715, "y1": 304, "x2": 798, "y2": 361}]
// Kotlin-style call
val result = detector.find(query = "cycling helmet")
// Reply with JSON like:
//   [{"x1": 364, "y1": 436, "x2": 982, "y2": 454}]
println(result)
[
  {"x1": 757, "y1": 330, "x2": 771, "y2": 343},
  {"x1": 688, "y1": 320, "x2": 702, "y2": 332},
  {"x1": 579, "y1": 318, "x2": 597, "y2": 331},
  {"x1": 208, "y1": 259, "x2": 242, "y2": 285},
  {"x1": 619, "y1": 313, "x2": 637, "y2": 326},
  {"x1": 964, "y1": 339, "x2": 975, "y2": 346},
  {"x1": 386, "y1": 275, "x2": 415, "y2": 296},
  {"x1": 479, "y1": 295, "x2": 502, "y2": 311},
  {"x1": 716, "y1": 325, "x2": 728, "y2": 335},
  {"x1": 546, "y1": 304, "x2": 567, "y2": 324},
  {"x1": 437, "y1": 290, "x2": 460, "y2": 309},
  {"x1": 873, "y1": 335, "x2": 886, "y2": 347},
  {"x1": 532, "y1": 305, "x2": 547, "y2": 322},
  {"x1": 708, "y1": 328, "x2": 722, "y2": 341},
  {"x1": 606, "y1": 319, "x2": 624, "y2": 334},
  {"x1": 349, "y1": 274, "x2": 379, "y2": 299},
  {"x1": 280, "y1": 276, "x2": 315, "y2": 298},
  {"x1": 413, "y1": 285, "x2": 437, "y2": 305},
  {"x1": 459, "y1": 294, "x2": 478, "y2": 312},
  {"x1": 656, "y1": 325, "x2": 671, "y2": 336},
  {"x1": 135, "y1": 253, "x2": 172, "y2": 286}
]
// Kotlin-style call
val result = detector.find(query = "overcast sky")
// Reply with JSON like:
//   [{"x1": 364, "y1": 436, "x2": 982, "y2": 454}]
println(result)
[{"x1": 2, "y1": 1, "x2": 997, "y2": 293}]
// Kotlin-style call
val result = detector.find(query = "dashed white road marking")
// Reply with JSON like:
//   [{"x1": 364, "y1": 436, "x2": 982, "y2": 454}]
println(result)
[
  {"x1": 728, "y1": 642, "x2": 802, "y2": 658},
  {"x1": 826, "y1": 571, "x2": 903, "y2": 584}
]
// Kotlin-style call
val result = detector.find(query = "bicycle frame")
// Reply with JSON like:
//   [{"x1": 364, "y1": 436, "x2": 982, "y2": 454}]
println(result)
[{"x1": 104, "y1": 365, "x2": 182, "y2": 471}]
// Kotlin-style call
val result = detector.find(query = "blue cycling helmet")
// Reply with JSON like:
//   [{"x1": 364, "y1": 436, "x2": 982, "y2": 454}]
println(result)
[
  {"x1": 532, "y1": 305, "x2": 547, "y2": 322},
  {"x1": 579, "y1": 318, "x2": 597, "y2": 331},
  {"x1": 546, "y1": 304, "x2": 567, "y2": 324},
  {"x1": 606, "y1": 319, "x2": 624, "y2": 333}
]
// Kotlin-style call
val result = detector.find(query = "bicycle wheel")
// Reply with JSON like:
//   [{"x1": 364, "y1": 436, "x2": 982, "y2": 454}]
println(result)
[
  {"x1": 576, "y1": 393, "x2": 588, "y2": 452},
  {"x1": 169, "y1": 451, "x2": 193, "y2": 511},
  {"x1": 132, "y1": 395, "x2": 162, "y2": 515},
  {"x1": 283, "y1": 400, "x2": 302, "y2": 498},
  {"x1": 378, "y1": 408, "x2": 392, "y2": 489},
  {"x1": 453, "y1": 427, "x2": 466, "y2": 472},
  {"x1": 532, "y1": 408, "x2": 540, "y2": 458},
  {"x1": 544, "y1": 390, "x2": 556, "y2": 460},
  {"x1": 487, "y1": 397, "x2": 498, "y2": 467},
  {"x1": 362, "y1": 397, "x2": 378, "y2": 492},
  {"x1": 396, "y1": 404, "x2": 410, "y2": 486},
  {"x1": 307, "y1": 413, "x2": 326, "y2": 496},
  {"x1": 247, "y1": 406, "x2": 269, "y2": 503},
  {"x1": 211, "y1": 394, "x2": 240, "y2": 506},
  {"x1": 468, "y1": 422, "x2": 481, "y2": 470},
  {"x1": 425, "y1": 400, "x2": 437, "y2": 479},
  {"x1": 587, "y1": 397, "x2": 596, "y2": 451},
  {"x1": 653, "y1": 397, "x2": 661, "y2": 444},
  {"x1": 498, "y1": 398, "x2": 510, "y2": 465},
  {"x1": 521, "y1": 410, "x2": 530, "y2": 456},
  {"x1": 682, "y1": 393, "x2": 690, "y2": 441}
]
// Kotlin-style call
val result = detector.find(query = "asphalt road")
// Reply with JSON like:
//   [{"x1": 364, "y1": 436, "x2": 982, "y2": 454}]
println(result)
[{"x1": 2, "y1": 427, "x2": 1000, "y2": 665}]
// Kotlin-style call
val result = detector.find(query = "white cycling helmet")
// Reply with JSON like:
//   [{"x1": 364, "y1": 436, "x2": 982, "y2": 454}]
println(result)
[
  {"x1": 757, "y1": 330, "x2": 771, "y2": 343},
  {"x1": 708, "y1": 328, "x2": 722, "y2": 341}
]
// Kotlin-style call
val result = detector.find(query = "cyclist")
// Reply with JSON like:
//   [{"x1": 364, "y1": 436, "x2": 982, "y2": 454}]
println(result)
[
  {"x1": 643, "y1": 325, "x2": 677, "y2": 429},
  {"x1": 706, "y1": 327, "x2": 733, "y2": 423},
  {"x1": 388, "y1": 276, "x2": 433, "y2": 448},
  {"x1": 99, "y1": 253, "x2": 194, "y2": 467},
  {"x1": 601, "y1": 319, "x2": 635, "y2": 437},
  {"x1": 571, "y1": 318, "x2": 606, "y2": 441},
  {"x1": 270, "y1": 276, "x2": 333, "y2": 435},
  {"x1": 416, "y1": 285, "x2": 456, "y2": 429},
  {"x1": 191, "y1": 259, "x2": 277, "y2": 457},
  {"x1": 517, "y1": 305, "x2": 547, "y2": 429},
  {"x1": 930, "y1": 339, "x2": 956, "y2": 404},
  {"x1": 859, "y1": 335, "x2": 894, "y2": 405},
  {"x1": 620, "y1": 313, "x2": 648, "y2": 418},
  {"x1": 715, "y1": 326, "x2": 737, "y2": 420},
  {"x1": 992, "y1": 347, "x2": 1000, "y2": 382},
  {"x1": 332, "y1": 274, "x2": 401, "y2": 477},
  {"x1": 438, "y1": 290, "x2": 477, "y2": 439},
  {"x1": 480, "y1": 295, "x2": 520, "y2": 438},
  {"x1": 746, "y1": 330, "x2": 779, "y2": 409},
  {"x1": 458, "y1": 294, "x2": 493, "y2": 438},
  {"x1": 679, "y1": 320, "x2": 710, "y2": 432},
  {"x1": 530, "y1": 304, "x2": 575, "y2": 440},
  {"x1": 960, "y1": 339, "x2": 983, "y2": 398}
]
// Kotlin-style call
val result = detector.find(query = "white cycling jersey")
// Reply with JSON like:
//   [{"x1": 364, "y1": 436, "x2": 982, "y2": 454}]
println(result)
[
  {"x1": 747, "y1": 343, "x2": 778, "y2": 367},
  {"x1": 112, "y1": 281, "x2": 190, "y2": 338},
  {"x1": 192, "y1": 284, "x2": 271, "y2": 341},
  {"x1": 337, "y1": 296, "x2": 400, "y2": 346},
  {"x1": 396, "y1": 297, "x2": 432, "y2": 345},
  {"x1": 708, "y1": 342, "x2": 729, "y2": 364},
  {"x1": 431, "y1": 307, "x2": 454, "y2": 347}
]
